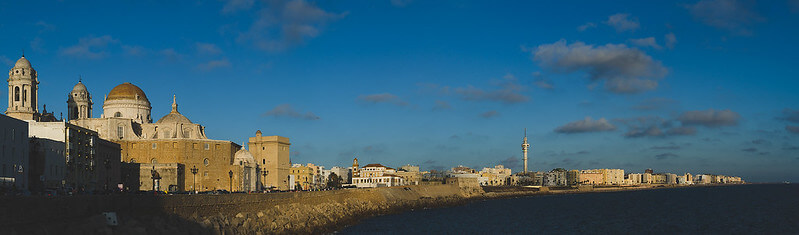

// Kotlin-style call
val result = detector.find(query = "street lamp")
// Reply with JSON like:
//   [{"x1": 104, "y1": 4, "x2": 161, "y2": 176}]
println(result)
[
  {"x1": 262, "y1": 170, "x2": 268, "y2": 191},
  {"x1": 190, "y1": 165, "x2": 198, "y2": 194},
  {"x1": 228, "y1": 170, "x2": 233, "y2": 192}
]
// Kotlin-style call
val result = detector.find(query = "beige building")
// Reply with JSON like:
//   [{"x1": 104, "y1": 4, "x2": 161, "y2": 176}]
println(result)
[
  {"x1": 248, "y1": 132, "x2": 290, "y2": 191},
  {"x1": 579, "y1": 170, "x2": 604, "y2": 185},
  {"x1": 289, "y1": 163, "x2": 317, "y2": 190},
  {"x1": 65, "y1": 81, "x2": 257, "y2": 192},
  {"x1": 479, "y1": 165, "x2": 512, "y2": 186}
]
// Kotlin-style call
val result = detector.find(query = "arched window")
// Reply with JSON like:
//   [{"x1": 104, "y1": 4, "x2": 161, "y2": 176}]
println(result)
[
  {"x1": 114, "y1": 112, "x2": 122, "y2": 117},
  {"x1": 14, "y1": 87, "x2": 19, "y2": 101},
  {"x1": 151, "y1": 158, "x2": 157, "y2": 163},
  {"x1": 203, "y1": 158, "x2": 210, "y2": 166}
]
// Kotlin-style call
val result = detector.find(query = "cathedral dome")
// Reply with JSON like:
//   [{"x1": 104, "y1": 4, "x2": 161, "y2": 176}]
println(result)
[
  {"x1": 14, "y1": 56, "x2": 32, "y2": 68},
  {"x1": 107, "y1": 82, "x2": 149, "y2": 103},
  {"x1": 156, "y1": 95, "x2": 192, "y2": 124}
]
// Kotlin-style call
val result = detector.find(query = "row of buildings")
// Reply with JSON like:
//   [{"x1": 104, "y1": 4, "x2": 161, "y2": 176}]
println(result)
[
  {"x1": 286, "y1": 158, "x2": 425, "y2": 190},
  {"x1": 0, "y1": 55, "x2": 292, "y2": 194}
]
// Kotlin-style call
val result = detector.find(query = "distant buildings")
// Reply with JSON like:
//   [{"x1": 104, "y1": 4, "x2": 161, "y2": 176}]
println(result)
[
  {"x1": 0, "y1": 114, "x2": 29, "y2": 192},
  {"x1": 351, "y1": 159, "x2": 405, "y2": 188}
]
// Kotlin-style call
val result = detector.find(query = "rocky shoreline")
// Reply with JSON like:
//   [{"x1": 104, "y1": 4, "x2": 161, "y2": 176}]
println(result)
[{"x1": 1, "y1": 184, "x2": 728, "y2": 234}]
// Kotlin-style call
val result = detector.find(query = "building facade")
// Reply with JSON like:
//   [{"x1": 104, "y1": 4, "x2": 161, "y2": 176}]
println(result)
[{"x1": 0, "y1": 114, "x2": 29, "y2": 192}]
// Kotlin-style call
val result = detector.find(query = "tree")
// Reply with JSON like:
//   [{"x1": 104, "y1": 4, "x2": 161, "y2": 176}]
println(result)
[{"x1": 326, "y1": 172, "x2": 342, "y2": 189}]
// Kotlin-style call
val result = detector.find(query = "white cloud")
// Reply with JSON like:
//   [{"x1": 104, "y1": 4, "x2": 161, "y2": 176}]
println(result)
[
  {"x1": 531, "y1": 40, "x2": 667, "y2": 94},
  {"x1": 197, "y1": 58, "x2": 231, "y2": 70},
  {"x1": 59, "y1": 35, "x2": 119, "y2": 59},
  {"x1": 196, "y1": 42, "x2": 222, "y2": 55},
  {"x1": 629, "y1": 37, "x2": 662, "y2": 49},
  {"x1": 237, "y1": 0, "x2": 347, "y2": 51},
  {"x1": 605, "y1": 13, "x2": 640, "y2": 32},
  {"x1": 665, "y1": 33, "x2": 677, "y2": 49},
  {"x1": 554, "y1": 117, "x2": 617, "y2": 134},
  {"x1": 686, "y1": 0, "x2": 764, "y2": 35}
]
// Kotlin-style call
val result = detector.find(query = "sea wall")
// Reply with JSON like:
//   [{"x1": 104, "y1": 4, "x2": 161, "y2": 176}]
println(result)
[
  {"x1": 0, "y1": 184, "x2": 698, "y2": 234},
  {"x1": 1, "y1": 184, "x2": 480, "y2": 234}
]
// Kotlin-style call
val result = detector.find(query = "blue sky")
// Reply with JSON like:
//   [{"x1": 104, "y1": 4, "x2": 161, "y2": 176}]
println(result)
[{"x1": 1, "y1": 0, "x2": 798, "y2": 182}]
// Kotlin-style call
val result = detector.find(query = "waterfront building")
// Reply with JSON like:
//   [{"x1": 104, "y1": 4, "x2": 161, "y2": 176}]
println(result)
[
  {"x1": 602, "y1": 169, "x2": 625, "y2": 185},
  {"x1": 666, "y1": 173, "x2": 678, "y2": 184},
  {"x1": 329, "y1": 166, "x2": 351, "y2": 184},
  {"x1": 28, "y1": 122, "x2": 120, "y2": 192},
  {"x1": 651, "y1": 174, "x2": 667, "y2": 184},
  {"x1": 396, "y1": 165, "x2": 422, "y2": 185},
  {"x1": 0, "y1": 114, "x2": 29, "y2": 192},
  {"x1": 566, "y1": 170, "x2": 580, "y2": 186},
  {"x1": 626, "y1": 173, "x2": 642, "y2": 185},
  {"x1": 248, "y1": 132, "x2": 291, "y2": 190},
  {"x1": 478, "y1": 165, "x2": 512, "y2": 186},
  {"x1": 676, "y1": 175, "x2": 688, "y2": 185},
  {"x1": 289, "y1": 163, "x2": 317, "y2": 190},
  {"x1": 543, "y1": 170, "x2": 567, "y2": 186},
  {"x1": 579, "y1": 169, "x2": 603, "y2": 185},
  {"x1": 351, "y1": 160, "x2": 405, "y2": 188},
  {"x1": 642, "y1": 172, "x2": 652, "y2": 184}
]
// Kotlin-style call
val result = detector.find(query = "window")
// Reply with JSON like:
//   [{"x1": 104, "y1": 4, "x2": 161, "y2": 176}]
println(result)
[
  {"x1": 193, "y1": 143, "x2": 198, "y2": 149},
  {"x1": 14, "y1": 87, "x2": 19, "y2": 101},
  {"x1": 203, "y1": 158, "x2": 209, "y2": 166},
  {"x1": 117, "y1": 126, "x2": 124, "y2": 139},
  {"x1": 173, "y1": 143, "x2": 177, "y2": 148},
  {"x1": 263, "y1": 159, "x2": 265, "y2": 165},
  {"x1": 130, "y1": 158, "x2": 136, "y2": 163},
  {"x1": 151, "y1": 158, "x2": 157, "y2": 163},
  {"x1": 114, "y1": 112, "x2": 122, "y2": 117},
  {"x1": 152, "y1": 143, "x2": 157, "y2": 149},
  {"x1": 204, "y1": 143, "x2": 209, "y2": 150}
]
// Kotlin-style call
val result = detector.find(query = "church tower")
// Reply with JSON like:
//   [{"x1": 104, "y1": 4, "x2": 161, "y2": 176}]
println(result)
[
  {"x1": 6, "y1": 55, "x2": 39, "y2": 120},
  {"x1": 67, "y1": 79, "x2": 93, "y2": 120}
]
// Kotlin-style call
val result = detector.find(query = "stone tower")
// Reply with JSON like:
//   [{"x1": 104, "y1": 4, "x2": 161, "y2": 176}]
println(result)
[
  {"x1": 6, "y1": 55, "x2": 39, "y2": 120},
  {"x1": 248, "y1": 130, "x2": 291, "y2": 191},
  {"x1": 352, "y1": 157, "x2": 359, "y2": 172},
  {"x1": 67, "y1": 80, "x2": 93, "y2": 120},
  {"x1": 522, "y1": 128, "x2": 530, "y2": 173}
]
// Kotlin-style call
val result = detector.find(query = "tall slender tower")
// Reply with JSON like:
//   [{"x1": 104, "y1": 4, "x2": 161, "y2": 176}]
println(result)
[
  {"x1": 522, "y1": 128, "x2": 530, "y2": 173},
  {"x1": 6, "y1": 55, "x2": 39, "y2": 120}
]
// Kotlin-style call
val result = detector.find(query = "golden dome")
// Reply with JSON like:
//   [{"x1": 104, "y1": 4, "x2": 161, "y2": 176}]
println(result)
[{"x1": 106, "y1": 82, "x2": 149, "y2": 102}]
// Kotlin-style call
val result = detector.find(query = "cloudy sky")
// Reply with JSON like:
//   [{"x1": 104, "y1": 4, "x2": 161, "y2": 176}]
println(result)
[{"x1": 1, "y1": 0, "x2": 798, "y2": 182}]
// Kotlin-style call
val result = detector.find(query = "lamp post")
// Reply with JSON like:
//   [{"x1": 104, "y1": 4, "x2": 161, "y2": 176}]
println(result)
[
  {"x1": 261, "y1": 170, "x2": 268, "y2": 191},
  {"x1": 228, "y1": 170, "x2": 233, "y2": 192},
  {"x1": 190, "y1": 165, "x2": 198, "y2": 194}
]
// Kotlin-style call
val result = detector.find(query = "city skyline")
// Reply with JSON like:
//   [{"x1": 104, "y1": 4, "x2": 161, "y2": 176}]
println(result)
[{"x1": 1, "y1": 1, "x2": 798, "y2": 182}]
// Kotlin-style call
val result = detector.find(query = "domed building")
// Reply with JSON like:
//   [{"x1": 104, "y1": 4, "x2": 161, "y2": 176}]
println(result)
[
  {"x1": 102, "y1": 82, "x2": 151, "y2": 124},
  {"x1": 6, "y1": 55, "x2": 39, "y2": 120}
]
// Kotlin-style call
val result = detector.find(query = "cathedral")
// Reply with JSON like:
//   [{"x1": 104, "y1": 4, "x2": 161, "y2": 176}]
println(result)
[{"x1": 5, "y1": 55, "x2": 291, "y2": 192}]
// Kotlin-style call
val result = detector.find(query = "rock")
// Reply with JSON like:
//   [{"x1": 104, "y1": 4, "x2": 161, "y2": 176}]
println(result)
[
  {"x1": 235, "y1": 213, "x2": 245, "y2": 218},
  {"x1": 257, "y1": 211, "x2": 265, "y2": 218}
]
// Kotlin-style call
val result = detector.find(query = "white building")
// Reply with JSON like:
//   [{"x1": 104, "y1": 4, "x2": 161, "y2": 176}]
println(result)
[
  {"x1": 351, "y1": 163, "x2": 405, "y2": 188},
  {"x1": 626, "y1": 173, "x2": 642, "y2": 185}
]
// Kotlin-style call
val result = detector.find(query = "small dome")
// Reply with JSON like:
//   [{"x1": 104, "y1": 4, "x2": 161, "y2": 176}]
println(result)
[
  {"x1": 14, "y1": 56, "x2": 32, "y2": 68},
  {"x1": 157, "y1": 112, "x2": 192, "y2": 124},
  {"x1": 107, "y1": 82, "x2": 149, "y2": 102},
  {"x1": 234, "y1": 147, "x2": 254, "y2": 164},
  {"x1": 72, "y1": 81, "x2": 88, "y2": 93},
  {"x1": 156, "y1": 95, "x2": 191, "y2": 124}
]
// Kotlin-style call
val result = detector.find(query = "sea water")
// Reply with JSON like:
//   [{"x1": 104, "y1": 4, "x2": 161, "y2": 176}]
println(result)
[{"x1": 340, "y1": 184, "x2": 799, "y2": 234}]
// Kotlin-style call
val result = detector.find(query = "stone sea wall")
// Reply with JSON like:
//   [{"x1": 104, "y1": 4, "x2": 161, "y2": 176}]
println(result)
[
  {"x1": 0, "y1": 184, "x2": 482, "y2": 234},
  {"x1": 0, "y1": 184, "x2": 694, "y2": 234}
]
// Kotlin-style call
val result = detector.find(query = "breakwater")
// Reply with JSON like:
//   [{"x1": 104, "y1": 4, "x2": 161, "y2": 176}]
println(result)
[{"x1": 1, "y1": 184, "x2": 697, "y2": 234}]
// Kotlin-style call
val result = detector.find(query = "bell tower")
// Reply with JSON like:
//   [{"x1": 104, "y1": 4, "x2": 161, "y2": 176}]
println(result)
[
  {"x1": 67, "y1": 79, "x2": 93, "y2": 120},
  {"x1": 6, "y1": 55, "x2": 39, "y2": 120}
]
